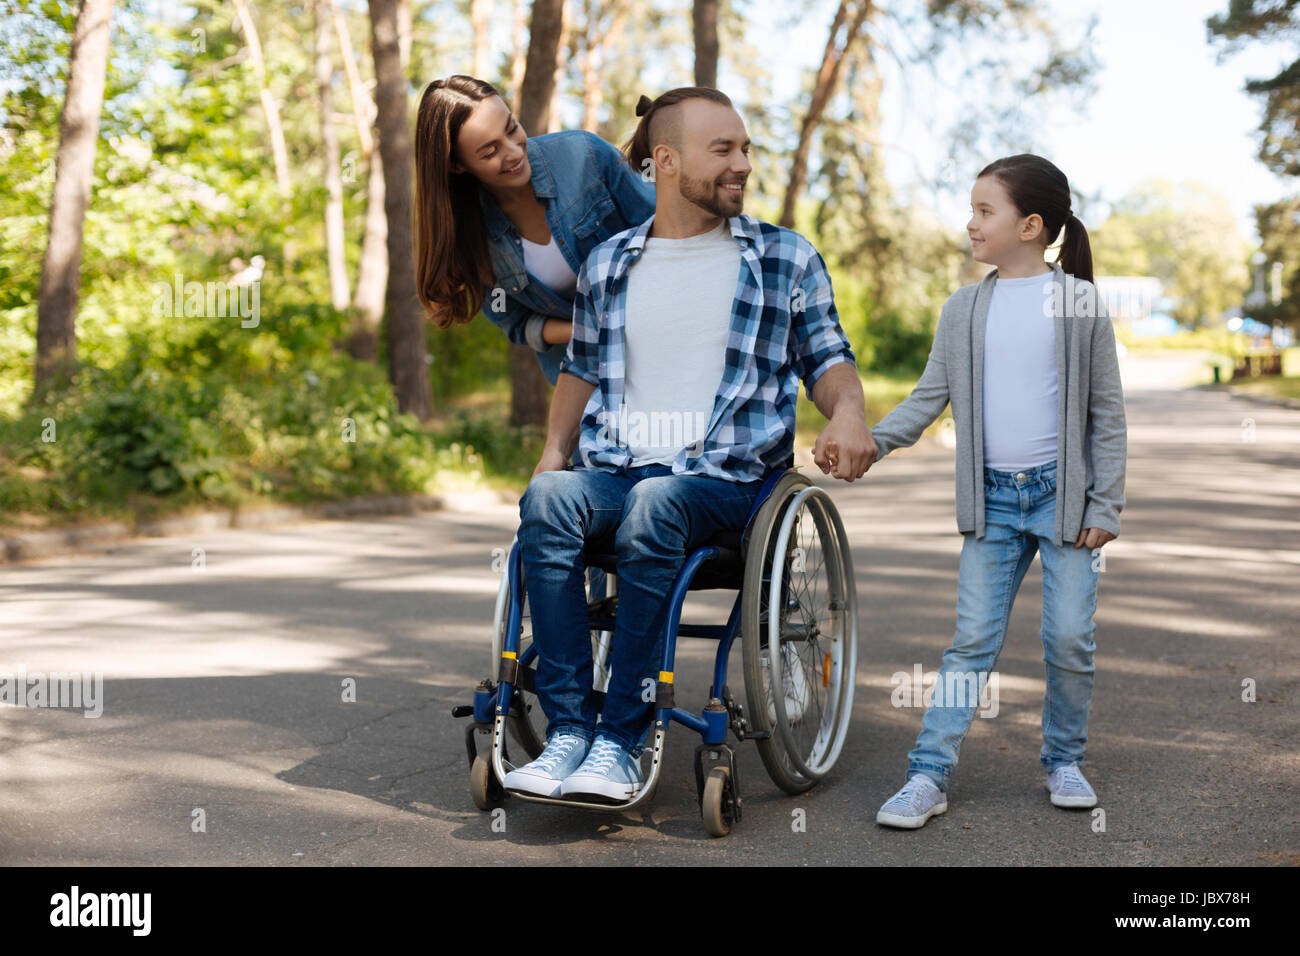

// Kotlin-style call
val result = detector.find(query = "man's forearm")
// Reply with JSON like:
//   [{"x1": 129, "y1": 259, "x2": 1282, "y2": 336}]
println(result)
[
  {"x1": 544, "y1": 372, "x2": 598, "y2": 458},
  {"x1": 810, "y1": 361, "x2": 867, "y2": 422}
]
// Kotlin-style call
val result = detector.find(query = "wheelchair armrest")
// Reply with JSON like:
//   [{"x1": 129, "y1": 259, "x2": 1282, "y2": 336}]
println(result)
[{"x1": 739, "y1": 456, "x2": 797, "y2": 553}]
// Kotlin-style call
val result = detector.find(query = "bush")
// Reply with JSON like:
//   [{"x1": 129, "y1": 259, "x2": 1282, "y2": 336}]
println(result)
[{"x1": 862, "y1": 308, "x2": 935, "y2": 375}]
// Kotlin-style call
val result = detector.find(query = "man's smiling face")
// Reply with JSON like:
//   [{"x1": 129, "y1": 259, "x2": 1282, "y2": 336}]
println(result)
[{"x1": 674, "y1": 99, "x2": 751, "y2": 218}]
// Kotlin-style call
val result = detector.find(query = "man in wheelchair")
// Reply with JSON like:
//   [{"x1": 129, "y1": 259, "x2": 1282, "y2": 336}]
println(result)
[{"x1": 504, "y1": 87, "x2": 877, "y2": 800}]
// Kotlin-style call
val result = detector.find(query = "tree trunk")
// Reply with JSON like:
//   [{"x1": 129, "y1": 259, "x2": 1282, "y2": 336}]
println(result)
[
  {"x1": 471, "y1": 0, "x2": 494, "y2": 77},
  {"x1": 328, "y1": 0, "x2": 373, "y2": 158},
  {"x1": 336, "y1": 0, "x2": 383, "y2": 360},
  {"x1": 692, "y1": 0, "x2": 719, "y2": 88},
  {"x1": 547, "y1": 13, "x2": 570, "y2": 132},
  {"x1": 34, "y1": 0, "x2": 114, "y2": 394},
  {"x1": 349, "y1": 149, "x2": 387, "y2": 361},
  {"x1": 231, "y1": 0, "x2": 292, "y2": 195},
  {"x1": 369, "y1": 0, "x2": 433, "y2": 420},
  {"x1": 779, "y1": 0, "x2": 872, "y2": 229},
  {"x1": 579, "y1": 0, "x2": 630, "y2": 131},
  {"x1": 509, "y1": 0, "x2": 528, "y2": 110},
  {"x1": 315, "y1": 0, "x2": 350, "y2": 311},
  {"x1": 510, "y1": 0, "x2": 566, "y2": 427},
  {"x1": 518, "y1": 0, "x2": 564, "y2": 135}
]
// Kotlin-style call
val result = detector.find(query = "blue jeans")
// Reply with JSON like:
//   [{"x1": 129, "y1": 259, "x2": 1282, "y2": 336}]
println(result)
[
  {"x1": 517, "y1": 464, "x2": 762, "y2": 754},
  {"x1": 907, "y1": 460, "x2": 1099, "y2": 792}
]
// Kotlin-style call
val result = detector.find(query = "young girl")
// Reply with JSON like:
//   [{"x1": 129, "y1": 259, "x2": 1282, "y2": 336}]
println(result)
[
  {"x1": 412, "y1": 75, "x2": 655, "y2": 384},
  {"x1": 868, "y1": 154, "x2": 1127, "y2": 828}
]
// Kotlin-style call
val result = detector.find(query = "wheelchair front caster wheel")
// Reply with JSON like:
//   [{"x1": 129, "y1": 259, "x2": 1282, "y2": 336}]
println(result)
[
  {"x1": 701, "y1": 766, "x2": 735, "y2": 838},
  {"x1": 469, "y1": 753, "x2": 505, "y2": 811}
]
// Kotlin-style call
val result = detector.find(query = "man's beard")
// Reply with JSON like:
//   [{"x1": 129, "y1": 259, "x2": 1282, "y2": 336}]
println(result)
[{"x1": 679, "y1": 169, "x2": 742, "y2": 218}]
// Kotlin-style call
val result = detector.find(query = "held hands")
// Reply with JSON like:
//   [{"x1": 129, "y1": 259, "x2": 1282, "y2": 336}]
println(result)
[
  {"x1": 813, "y1": 414, "x2": 878, "y2": 482},
  {"x1": 1074, "y1": 528, "x2": 1115, "y2": 550}
]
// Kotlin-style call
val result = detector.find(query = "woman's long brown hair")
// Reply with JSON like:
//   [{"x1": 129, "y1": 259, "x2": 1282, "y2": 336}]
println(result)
[{"x1": 413, "y1": 75, "x2": 501, "y2": 329}]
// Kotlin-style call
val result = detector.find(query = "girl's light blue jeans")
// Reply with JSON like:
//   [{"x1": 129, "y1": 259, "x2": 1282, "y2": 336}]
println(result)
[{"x1": 907, "y1": 460, "x2": 1100, "y2": 792}]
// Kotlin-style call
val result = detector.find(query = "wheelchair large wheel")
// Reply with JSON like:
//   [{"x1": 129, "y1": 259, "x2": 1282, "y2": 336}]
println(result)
[
  {"x1": 491, "y1": 546, "x2": 613, "y2": 762},
  {"x1": 741, "y1": 471, "x2": 857, "y2": 795}
]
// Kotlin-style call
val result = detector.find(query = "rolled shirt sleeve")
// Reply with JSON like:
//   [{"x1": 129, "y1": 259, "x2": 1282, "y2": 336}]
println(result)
[
  {"x1": 559, "y1": 259, "x2": 601, "y2": 386},
  {"x1": 790, "y1": 245, "x2": 855, "y2": 394}
]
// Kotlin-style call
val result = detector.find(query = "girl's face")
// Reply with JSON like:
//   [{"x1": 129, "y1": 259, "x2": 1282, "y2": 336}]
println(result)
[
  {"x1": 967, "y1": 175, "x2": 1041, "y2": 264},
  {"x1": 451, "y1": 95, "x2": 530, "y2": 186}
]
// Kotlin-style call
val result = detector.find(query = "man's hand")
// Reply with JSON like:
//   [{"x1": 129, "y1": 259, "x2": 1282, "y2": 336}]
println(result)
[
  {"x1": 532, "y1": 445, "x2": 570, "y2": 478},
  {"x1": 813, "y1": 414, "x2": 877, "y2": 482},
  {"x1": 1074, "y1": 527, "x2": 1115, "y2": 550}
]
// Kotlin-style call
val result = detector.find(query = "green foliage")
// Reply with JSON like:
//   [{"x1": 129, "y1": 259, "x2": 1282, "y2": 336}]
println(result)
[
  {"x1": 1, "y1": 329, "x2": 429, "y2": 517},
  {"x1": 1208, "y1": 1, "x2": 1300, "y2": 179},
  {"x1": 1251, "y1": 196, "x2": 1300, "y2": 329},
  {"x1": 1091, "y1": 181, "x2": 1250, "y2": 327},
  {"x1": 860, "y1": 307, "x2": 936, "y2": 375}
]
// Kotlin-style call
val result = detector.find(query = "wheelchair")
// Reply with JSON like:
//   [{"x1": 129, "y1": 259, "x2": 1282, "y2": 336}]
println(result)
[{"x1": 453, "y1": 464, "x2": 858, "y2": 837}]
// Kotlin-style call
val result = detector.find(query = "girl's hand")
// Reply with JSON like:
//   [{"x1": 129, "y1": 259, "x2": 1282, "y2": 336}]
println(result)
[
  {"x1": 1074, "y1": 528, "x2": 1115, "y2": 549},
  {"x1": 813, "y1": 417, "x2": 877, "y2": 482}
]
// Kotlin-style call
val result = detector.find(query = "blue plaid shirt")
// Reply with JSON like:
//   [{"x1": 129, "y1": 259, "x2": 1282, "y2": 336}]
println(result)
[{"x1": 560, "y1": 214, "x2": 856, "y2": 482}]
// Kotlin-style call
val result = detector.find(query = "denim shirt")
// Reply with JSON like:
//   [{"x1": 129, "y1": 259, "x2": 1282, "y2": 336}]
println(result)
[{"x1": 478, "y1": 129, "x2": 656, "y2": 384}]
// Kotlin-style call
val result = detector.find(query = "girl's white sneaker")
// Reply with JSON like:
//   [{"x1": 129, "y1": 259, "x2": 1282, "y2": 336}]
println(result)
[
  {"x1": 1047, "y1": 763, "x2": 1097, "y2": 808},
  {"x1": 876, "y1": 774, "x2": 947, "y2": 829}
]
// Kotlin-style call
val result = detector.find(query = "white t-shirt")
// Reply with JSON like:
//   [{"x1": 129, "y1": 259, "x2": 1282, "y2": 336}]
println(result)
[
  {"x1": 521, "y1": 234, "x2": 577, "y2": 298},
  {"x1": 982, "y1": 271, "x2": 1059, "y2": 471},
  {"x1": 621, "y1": 220, "x2": 739, "y2": 465}
]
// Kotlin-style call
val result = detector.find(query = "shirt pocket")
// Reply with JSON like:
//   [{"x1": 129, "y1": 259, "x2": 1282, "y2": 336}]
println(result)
[{"x1": 570, "y1": 189, "x2": 617, "y2": 242}]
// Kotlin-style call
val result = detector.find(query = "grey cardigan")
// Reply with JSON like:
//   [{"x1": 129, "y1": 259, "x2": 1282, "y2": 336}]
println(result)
[{"x1": 870, "y1": 262, "x2": 1127, "y2": 546}]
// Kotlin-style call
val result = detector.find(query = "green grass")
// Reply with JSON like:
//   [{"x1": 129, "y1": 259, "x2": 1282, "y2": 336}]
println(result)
[
  {"x1": 1227, "y1": 375, "x2": 1300, "y2": 403},
  {"x1": 796, "y1": 369, "x2": 944, "y2": 454}
]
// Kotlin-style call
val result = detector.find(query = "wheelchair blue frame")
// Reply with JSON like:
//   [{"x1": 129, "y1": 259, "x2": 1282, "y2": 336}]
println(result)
[{"x1": 481, "y1": 466, "x2": 793, "y2": 815}]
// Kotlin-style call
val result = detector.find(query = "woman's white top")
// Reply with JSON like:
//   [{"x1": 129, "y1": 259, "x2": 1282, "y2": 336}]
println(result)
[{"x1": 521, "y1": 234, "x2": 578, "y2": 298}]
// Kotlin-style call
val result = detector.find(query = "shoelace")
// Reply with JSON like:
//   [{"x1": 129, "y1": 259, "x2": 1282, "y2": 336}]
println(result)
[
  {"x1": 1056, "y1": 764, "x2": 1088, "y2": 792},
  {"x1": 532, "y1": 736, "x2": 582, "y2": 773},
  {"x1": 888, "y1": 777, "x2": 934, "y2": 812},
  {"x1": 580, "y1": 738, "x2": 623, "y2": 775}
]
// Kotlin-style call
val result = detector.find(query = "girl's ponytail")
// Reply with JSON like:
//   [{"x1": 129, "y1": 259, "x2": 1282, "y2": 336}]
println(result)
[
  {"x1": 1058, "y1": 214, "x2": 1094, "y2": 285},
  {"x1": 978, "y1": 154, "x2": 1094, "y2": 283}
]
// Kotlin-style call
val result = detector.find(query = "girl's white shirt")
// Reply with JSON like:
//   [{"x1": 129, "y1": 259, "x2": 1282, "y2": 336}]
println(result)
[{"x1": 982, "y1": 272, "x2": 1059, "y2": 470}]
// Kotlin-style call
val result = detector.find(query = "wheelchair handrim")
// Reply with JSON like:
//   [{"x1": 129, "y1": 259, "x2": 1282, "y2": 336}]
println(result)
[{"x1": 765, "y1": 485, "x2": 856, "y2": 780}]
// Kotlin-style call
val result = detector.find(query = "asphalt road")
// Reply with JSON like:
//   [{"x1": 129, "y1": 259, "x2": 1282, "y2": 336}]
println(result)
[{"x1": 2, "y1": 368, "x2": 1297, "y2": 865}]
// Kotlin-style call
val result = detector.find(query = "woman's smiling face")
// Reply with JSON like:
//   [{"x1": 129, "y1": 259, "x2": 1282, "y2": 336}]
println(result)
[
  {"x1": 452, "y1": 94, "x2": 530, "y2": 186},
  {"x1": 967, "y1": 174, "x2": 1040, "y2": 264}
]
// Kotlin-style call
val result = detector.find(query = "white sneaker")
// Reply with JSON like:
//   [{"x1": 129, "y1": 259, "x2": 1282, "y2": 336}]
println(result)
[
  {"x1": 502, "y1": 733, "x2": 589, "y2": 797},
  {"x1": 766, "y1": 644, "x2": 812, "y2": 724},
  {"x1": 560, "y1": 736, "x2": 643, "y2": 800},
  {"x1": 1047, "y1": 763, "x2": 1097, "y2": 808},
  {"x1": 876, "y1": 774, "x2": 947, "y2": 829}
]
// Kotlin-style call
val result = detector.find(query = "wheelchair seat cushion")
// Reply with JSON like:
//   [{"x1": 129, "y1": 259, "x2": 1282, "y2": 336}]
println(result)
[{"x1": 582, "y1": 527, "x2": 745, "y2": 590}]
